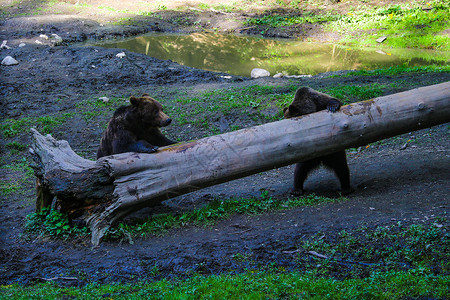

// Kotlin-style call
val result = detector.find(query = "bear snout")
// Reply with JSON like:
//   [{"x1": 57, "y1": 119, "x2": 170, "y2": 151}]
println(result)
[{"x1": 161, "y1": 118, "x2": 172, "y2": 127}]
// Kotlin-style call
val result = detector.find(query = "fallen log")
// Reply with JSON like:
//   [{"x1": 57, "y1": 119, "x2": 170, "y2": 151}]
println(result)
[{"x1": 30, "y1": 82, "x2": 450, "y2": 245}]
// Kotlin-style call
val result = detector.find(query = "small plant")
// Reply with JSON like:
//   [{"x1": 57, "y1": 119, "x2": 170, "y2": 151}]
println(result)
[
  {"x1": 232, "y1": 252, "x2": 252, "y2": 262},
  {"x1": 24, "y1": 208, "x2": 89, "y2": 239}
]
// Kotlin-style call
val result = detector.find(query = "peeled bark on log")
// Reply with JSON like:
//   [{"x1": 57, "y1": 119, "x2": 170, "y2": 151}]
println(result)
[{"x1": 30, "y1": 82, "x2": 450, "y2": 245}]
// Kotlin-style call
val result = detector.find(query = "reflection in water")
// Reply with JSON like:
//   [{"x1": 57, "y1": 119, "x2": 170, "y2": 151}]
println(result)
[{"x1": 95, "y1": 33, "x2": 448, "y2": 77}]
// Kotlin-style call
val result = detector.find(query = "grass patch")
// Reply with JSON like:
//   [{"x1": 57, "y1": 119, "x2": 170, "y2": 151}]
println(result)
[
  {"x1": 244, "y1": 12, "x2": 341, "y2": 27},
  {"x1": 75, "y1": 96, "x2": 128, "y2": 124},
  {"x1": 322, "y1": 83, "x2": 385, "y2": 104},
  {"x1": 163, "y1": 85, "x2": 294, "y2": 133},
  {"x1": 339, "y1": 65, "x2": 450, "y2": 77},
  {"x1": 5, "y1": 141, "x2": 28, "y2": 153},
  {"x1": 332, "y1": 2, "x2": 450, "y2": 50},
  {"x1": 0, "y1": 113, "x2": 74, "y2": 138},
  {"x1": 0, "y1": 157, "x2": 35, "y2": 197},
  {"x1": 2, "y1": 269, "x2": 448, "y2": 299},
  {"x1": 296, "y1": 221, "x2": 449, "y2": 279},
  {"x1": 106, "y1": 192, "x2": 344, "y2": 241},
  {"x1": 0, "y1": 180, "x2": 22, "y2": 197},
  {"x1": 244, "y1": 1, "x2": 449, "y2": 50}
]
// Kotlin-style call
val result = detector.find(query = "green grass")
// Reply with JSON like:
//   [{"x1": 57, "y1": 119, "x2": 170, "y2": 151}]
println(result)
[
  {"x1": 322, "y1": 83, "x2": 385, "y2": 104},
  {"x1": 339, "y1": 65, "x2": 450, "y2": 77},
  {"x1": 245, "y1": 12, "x2": 341, "y2": 27},
  {"x1": 107, "y1": 192, "x2": 345, "y2": 240},
  {"x1": 162, "y1": 85, "x2": 290, "y2": 133},
  {"x1": 2, "y1": 269, "x2": 448, "y2": 299},
  {"x1": 0, "y1": 180, "x2": 22, "y2": 197},
  {"x1": 296, "y1": 221, "x2": 449, "y2": 279},
  {"x1": 332, "y1": 2, "x2": 450, "y2": 50},
  {"x1": 0, "y1": 113, "x2": 74, "y2": 138},
  {"x1": 5, "y1": 141, "x2": 28, "y2": 153},
  {"x1": 0, "y1": 157, "x2": 35, "y2": 197},
  {"x1": 244, "y1": 1, "x2": 450, "y2": 50}
]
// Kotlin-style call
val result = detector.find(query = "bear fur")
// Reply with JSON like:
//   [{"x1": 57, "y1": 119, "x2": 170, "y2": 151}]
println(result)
[
  {"x1": 283, "y1": 87, "x2": 354, "y2": 196},
  {"x1": 97, "y1": 94, "x2": 176, "y2": 159}
]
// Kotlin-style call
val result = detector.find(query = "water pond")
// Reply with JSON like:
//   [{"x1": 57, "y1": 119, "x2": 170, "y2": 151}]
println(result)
[{"x1": 95, "y1": 32, "x2": 449, "y2": 77}]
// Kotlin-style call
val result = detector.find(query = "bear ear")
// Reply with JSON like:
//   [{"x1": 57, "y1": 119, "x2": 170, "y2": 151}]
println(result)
[{"x1": 130, "y1": 96, "x2": 140, "y2": 106}]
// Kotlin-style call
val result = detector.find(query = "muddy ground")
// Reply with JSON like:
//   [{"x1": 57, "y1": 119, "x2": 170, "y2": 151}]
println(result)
[{"x1": 0, "y1": 2, "x2": 449, "y2": 285}]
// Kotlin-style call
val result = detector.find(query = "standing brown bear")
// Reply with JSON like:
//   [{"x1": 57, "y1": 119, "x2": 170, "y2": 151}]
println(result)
[
  {"x1": 97, "y1": 94, "x2": 176, "y2": 159},
  {"x1": 283, "y1": 87, "x2": 354, "y2": 196}
]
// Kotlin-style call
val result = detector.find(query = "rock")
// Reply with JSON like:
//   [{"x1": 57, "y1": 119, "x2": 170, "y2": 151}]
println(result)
[
  {"x1": 40, "y1": 34, "x2": 49, "y2": 40},
  {"x1": 51, "y1": 34, "x2": 63, "y2": 45},
  {"x1": 1, "y1": 40, "x2": 11, "y2": 49},
  {"x1": 251, "y1": 68, "x2": 270, "y2": 78},
  {"x1": 1, "y1": 56, "x2": 19, "y2": 66},
  {"x1": 376, "y1": 36, "x2": 387, "y2": 43},
  {"x1": 19, "y1": 43, "x2": 26, "y2": 47},
  {"x1": 99, "y1": 97, "x2": 109, "y2": 103},
  {"x1": 116, "y1": 52, "x2": 126, "y2": 58},
  {"x1": 273, "y1": 72, "x2": 312, "y2": 79},
  {"x1": 285, "y1": 74, "x2": 312, "y2": 79},
  {"x1": 273, "y1": 73, "x2": 284, "y2": 78}
]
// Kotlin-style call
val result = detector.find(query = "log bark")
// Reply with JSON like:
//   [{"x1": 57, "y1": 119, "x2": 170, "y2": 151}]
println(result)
[{"x1": 30, "y1": 82, "x2": 450, "y2": 245}]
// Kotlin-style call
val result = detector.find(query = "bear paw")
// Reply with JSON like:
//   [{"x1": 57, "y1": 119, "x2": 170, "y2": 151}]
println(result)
[
  {"x1": 290, "y1": 188, "x2": 304, "y2": 196},
  {"x1": 340, "y1": 186, "x2": 355, "y2": 195},
  {"x1": 327, "y1": 100, "x2": 341, "y2": 113}
]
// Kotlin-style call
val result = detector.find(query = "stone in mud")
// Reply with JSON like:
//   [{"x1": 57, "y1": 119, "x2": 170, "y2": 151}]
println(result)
[
  {"x1": 1, "y1": 56, "x2": 18, "y2": 66},
  {"x1": 251, "y1": 68, "x2": 270, "y2": 78}
]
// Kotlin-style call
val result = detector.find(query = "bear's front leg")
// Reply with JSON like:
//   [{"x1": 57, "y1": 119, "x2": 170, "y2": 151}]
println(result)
[
  {"x1": 129, "y1": 140, "x2": 159, "y2": 153},
  {"x1": 113, "y1": 140, "x2": 158, "y2": 154}
]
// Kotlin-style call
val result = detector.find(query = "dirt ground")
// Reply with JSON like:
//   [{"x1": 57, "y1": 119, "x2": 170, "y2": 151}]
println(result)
[{"x1": 0, "y1": 1, "x2": 449, "y2": 285}]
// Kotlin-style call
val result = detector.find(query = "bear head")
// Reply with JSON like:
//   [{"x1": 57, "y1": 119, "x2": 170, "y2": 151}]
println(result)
[
  {"x1": 283, "y1": 87, "x2": 341, "y2": 118},
  {"x1": 283, "y1": 102, "x2": 316, "y2": 119},
  {"x1": 129, "y1": 94, "x2": 172, "y2": 127}
]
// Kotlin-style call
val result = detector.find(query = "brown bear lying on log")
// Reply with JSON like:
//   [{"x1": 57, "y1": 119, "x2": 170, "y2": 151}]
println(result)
[
  {"x1": 283, "y1": 87, "x2": 354, "y2": 196},
  {"x1": 97, "y1": 94, "x2": 176, "y2": 159}
]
